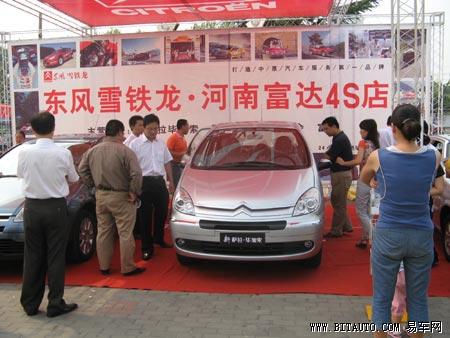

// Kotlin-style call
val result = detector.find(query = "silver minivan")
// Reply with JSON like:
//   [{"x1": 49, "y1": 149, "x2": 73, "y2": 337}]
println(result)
[{"x1": 170, "y1": 121, "x2": 324, "y2": 267}]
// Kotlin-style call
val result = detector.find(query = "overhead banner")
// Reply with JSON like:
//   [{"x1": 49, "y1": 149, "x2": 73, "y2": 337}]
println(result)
[
  {"x1": 39, "y1": 0, "x2": 333, "y2": 26},
  {"x1": 9, "y1": 25, "x2": 428, "y2": 152}
]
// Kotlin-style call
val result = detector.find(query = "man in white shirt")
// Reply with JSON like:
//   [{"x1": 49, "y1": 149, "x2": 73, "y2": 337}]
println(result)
[
  {"x1": 129, "y1": 114, "x2": 175, "y2": 260},
  {"x1": 17, "y1": 111, "x2": 79, "y2": 318},
  {"x1": 379, "y1": 115, "x2": 395, "y2": 148},
  {"x1": 123, "y1": 115, "x2": 144, "y2": 147}
]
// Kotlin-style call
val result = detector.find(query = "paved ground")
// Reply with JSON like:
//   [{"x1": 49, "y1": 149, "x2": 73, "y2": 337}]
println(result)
[{"x1": 0, "y1": 284, "x2": 448, "y2": 338}]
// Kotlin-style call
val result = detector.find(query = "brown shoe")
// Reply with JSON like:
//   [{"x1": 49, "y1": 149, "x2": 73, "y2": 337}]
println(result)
[
  {"x1": 123, "y1": 267, "x2": 146, "y2": 277},
  {"x1": 324, "y1": 232, "x2": 342, "y2": 238}
]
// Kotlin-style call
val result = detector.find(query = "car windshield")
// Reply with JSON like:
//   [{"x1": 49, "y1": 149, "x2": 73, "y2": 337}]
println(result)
[
  {"x1": 191, "y1": 127, "x2": 310, "y2": 170},
  {"x1": 270, "y1": 41, "x2": 281, "y2": 48},
  {"x1": 0, "y1": 140, "x2": 82, "y2": 177}
]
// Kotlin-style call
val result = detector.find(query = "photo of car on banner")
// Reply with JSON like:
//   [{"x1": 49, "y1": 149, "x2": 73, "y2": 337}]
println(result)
[
  {"x1": 40, "y1": 42, "x2": 76, "y2": 69},
  {"x1": 13, "y1": 91, "x2": 38, "y2": 135},
  {"x1": 11, "y1": 44, "x2": 38, "y2": 90},
  {"x1": 209, "y1": 33, "x2": 251, "y2": 62},
  {"x1": 122, "y1": 37, "x2": 161, "y2": 65},
  {"x1": 165, "y1": 34, "x2": 205, "y2": 64},
  {"x1": 80, "y1": 40, "x2": 118, "y2": 67},
  {"x1": 349, "y1": 29, "x2": 391, "y2": 59},
  {"x1": 255, "y1": 32, "x2": 298, "y2": 60},
  {"x1": 302, "y1": 31, "x2": 345, "y2": 59},
  {"x1": 171, "y1": 121, "x2": 324, "y2": 267}
]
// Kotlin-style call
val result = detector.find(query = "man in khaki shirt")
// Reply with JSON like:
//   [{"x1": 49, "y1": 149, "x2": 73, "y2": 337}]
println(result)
[{"x1": 78, "y1": 119, "x2": 145, "y2": 276}]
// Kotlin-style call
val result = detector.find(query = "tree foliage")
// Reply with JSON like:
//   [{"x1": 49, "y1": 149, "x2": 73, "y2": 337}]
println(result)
[
  {"x1": 444, "y1": 80, "x2": 450, "y2": 114},
  {"x1": 263, "y1": 0, "x2": 380, "y2": 27},
  {"x1": 105, "y1": 27, "x2": 121, "y2": 35},
  {"x1": 193, "y1": 21, "x2": 246, "y2": 30}
]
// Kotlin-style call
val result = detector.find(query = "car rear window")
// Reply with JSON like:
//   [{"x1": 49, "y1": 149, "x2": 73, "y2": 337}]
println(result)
[{"x1": 191, "y1": 127, "x2": 311, "y2": 170}]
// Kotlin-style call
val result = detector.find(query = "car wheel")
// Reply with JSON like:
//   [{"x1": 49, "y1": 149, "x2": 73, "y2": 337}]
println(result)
[
  {"x1": 67, "y1": 210, "x2": 97, "y2": 263},
  {"x1": 176, "y1": 253, "x2": 196, "y2": 266},
  {"x1": 58, "y1": 57, "x2": 63, "y2": 65},
  {"x1": 302, "y1": 249, "x2": 322, "y2": 268},
  {"x1": 442, "y1": 215, "x2": 450, "y2": 262}
]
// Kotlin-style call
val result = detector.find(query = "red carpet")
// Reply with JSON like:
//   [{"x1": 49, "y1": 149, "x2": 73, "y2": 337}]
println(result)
[{"x1": 1, "y1": 204, "x2": 449, "y2": 296}]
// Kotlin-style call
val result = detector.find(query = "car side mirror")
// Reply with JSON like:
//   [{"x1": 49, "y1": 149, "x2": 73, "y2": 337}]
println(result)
[{"x1": 317, "y1": 159, "x2": 331, "y2": 171}]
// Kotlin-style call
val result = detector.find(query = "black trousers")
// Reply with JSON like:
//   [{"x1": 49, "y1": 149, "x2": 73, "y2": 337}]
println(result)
[
  {"x1": 171, "y1": 161, "x2": 185, "y2": 188},
  {"x1": 139, "y1": 176, "x2": 169, "y2": 251},
  {"x1": 20, "y1": 198, "x2": 69, "y2": 312}
]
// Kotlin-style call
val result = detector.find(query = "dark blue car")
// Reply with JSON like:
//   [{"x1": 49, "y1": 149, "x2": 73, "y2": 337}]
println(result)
[{"x1": 0, "y1": 135, "x2": 102, "y2": 262}]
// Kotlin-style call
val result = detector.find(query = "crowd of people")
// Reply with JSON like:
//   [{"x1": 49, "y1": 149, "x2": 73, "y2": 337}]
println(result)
[
  {"x1": 16, "y1": 106, "x2": 442, "y2": 338},
  {"x1": 17, "y1": 112, "x2": 190, "y2": 317}
]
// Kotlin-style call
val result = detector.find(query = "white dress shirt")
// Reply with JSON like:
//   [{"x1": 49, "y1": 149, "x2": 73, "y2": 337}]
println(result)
[
  {"x1": 129, "y1": 134, "x2": 172, "y2": 176},
  {"x1": 379, "y1": 126, "x2": 395, "y2": 148},
  {"x1": 123, "y1": 133, "x2": 138, "y2": 147},
  {"x1": 17, "y1": 138, "x2": 79, "y2": 198}
]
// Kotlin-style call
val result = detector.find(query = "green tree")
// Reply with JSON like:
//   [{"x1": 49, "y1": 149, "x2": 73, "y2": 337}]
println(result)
[
  {"x1": 106, "y1": 28, "x2": 121, "y2": 35},
  {"x1": 191, "y1": 0, "x2": 380, "y2": 29},
  {"x1": 444, "y1": 80, "x2": 450, "y2": 114},
  {"x1": 193, "y1": 21, "x2": 245, "y2": 30},
  {"x1": 263, "y1": 0, "x2": 380, "y2": 27}
]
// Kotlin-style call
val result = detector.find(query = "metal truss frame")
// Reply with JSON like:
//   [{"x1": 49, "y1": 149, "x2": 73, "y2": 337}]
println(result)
[
  {"x1": 391, "y1": 0, "x2": 426, "y2": 121},
  {"x1": 390, "y1": 0, "x2": 445, "y2": 135},
  {"x1": 0, "y1": 32, "x2": 11, "y2": 150},
  {"x1": 429, "y1": 12, "x2": 445, "y2": 134}
]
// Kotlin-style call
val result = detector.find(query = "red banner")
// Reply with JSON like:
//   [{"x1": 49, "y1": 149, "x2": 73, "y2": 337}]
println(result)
[
  {"x1": 0, "y1": 104, "x2": 11, "y2": 119},
  {"x1": 40, "y1": 0, "x2": 333, "y2": 26}
]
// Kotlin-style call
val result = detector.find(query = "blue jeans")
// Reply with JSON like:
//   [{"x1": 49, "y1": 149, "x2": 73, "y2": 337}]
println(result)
[
  {"x1": 371, "y1": 227, "x2": 433, "y2": 330},
  {"x1": 355, "y1": 180, "x2": 371, "y2": 241}
]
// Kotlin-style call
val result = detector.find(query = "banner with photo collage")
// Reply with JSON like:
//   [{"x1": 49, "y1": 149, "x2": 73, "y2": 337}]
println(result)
[{"x1": 9, "y1": 25, "x2": 428, "y2": 153}]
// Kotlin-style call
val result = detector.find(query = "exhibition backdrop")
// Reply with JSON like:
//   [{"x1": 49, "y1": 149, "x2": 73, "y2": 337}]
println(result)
[{"x1": 9, "y1": 25, "x2": 428, "y2": 151}]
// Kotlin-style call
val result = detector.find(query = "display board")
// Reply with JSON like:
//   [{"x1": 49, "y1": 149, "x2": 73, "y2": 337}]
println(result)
[{"x1": 9, "y1": 25, "x2": 428, "y2": 151}]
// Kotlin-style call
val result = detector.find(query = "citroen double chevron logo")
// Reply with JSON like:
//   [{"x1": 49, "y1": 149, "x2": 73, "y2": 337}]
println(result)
[{"x1": 235, "y1": 202, "x2": 252, "y2": 215}]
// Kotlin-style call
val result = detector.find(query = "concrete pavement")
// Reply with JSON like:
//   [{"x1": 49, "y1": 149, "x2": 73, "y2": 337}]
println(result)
[{"x1": 0, "y1": 283, "x2": 448, "y2": 338}]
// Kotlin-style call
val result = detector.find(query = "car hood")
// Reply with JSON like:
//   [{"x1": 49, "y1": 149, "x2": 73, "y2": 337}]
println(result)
[
  {"x1": 45, "y1": 54, "x2": 57, "y2": 59},
  {"x1": 181, "y1": 167, "x2": 316, "y2": 210},
  {"x1": 0, "y1": 177, "x2": 24, "y2": 214}
]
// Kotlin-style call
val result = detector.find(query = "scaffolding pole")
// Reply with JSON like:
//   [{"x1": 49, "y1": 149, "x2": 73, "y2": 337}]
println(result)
[
  {"x1": 391, "y1": 0, "x2": 427, "y2": 118},
  {"x1": 0, "y1": 32, "x2": 12, "y2": 152},
  {"x1": 430, "y1": 12, "x2": 445, "y2": 134}
]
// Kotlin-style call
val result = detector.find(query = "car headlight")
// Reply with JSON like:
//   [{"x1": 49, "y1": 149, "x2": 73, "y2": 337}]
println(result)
[
  {"x1": 13, "y1": 207, "x2": 24, "y2": 223},
  {"x1": 293, "y1": 188, "x2": 320, "y2": 216},
  {"x1": 173, "y1": 188, "x2": 195, "y2": 216}
]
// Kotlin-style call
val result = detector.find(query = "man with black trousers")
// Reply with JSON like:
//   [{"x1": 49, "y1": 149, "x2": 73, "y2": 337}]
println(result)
[
  {"x1": 321, "y1": 116, "x2": 354, "y2": 238},
  {"x1": 17, "y1": 111, "x2": 79, "y2": 317},
  {"x1": 129, "y1": 114, "x2": 175, "y2": 260}
]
